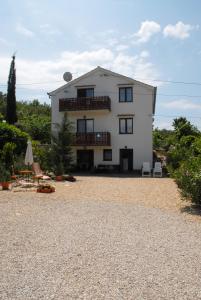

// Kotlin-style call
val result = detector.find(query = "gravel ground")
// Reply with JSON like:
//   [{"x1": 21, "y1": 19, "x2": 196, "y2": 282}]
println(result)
[{"x1": 1, "y1": 176, "x2": 201, "y2": 299}]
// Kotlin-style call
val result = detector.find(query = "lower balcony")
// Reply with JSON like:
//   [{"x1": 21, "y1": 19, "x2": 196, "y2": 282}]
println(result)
[{"x1": 72, "y1": 132, "x2": 111, "y2": 146}]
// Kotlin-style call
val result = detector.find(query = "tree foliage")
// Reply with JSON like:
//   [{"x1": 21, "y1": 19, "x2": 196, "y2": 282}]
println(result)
[
  {"x1": 17, "y1": 99, "x2": 51, "y2": 143},
  {"x1": 6, "y1": 55, "x2": 17, "y2": 124},
  {"x1": 153, "y1": 128, "x2": 174, "y2": 151},
  {"x1": 0, "y1": 122, "x2": 29, "y2": 155},
  {"x1": 173, "y1": 117, "x2": 199, "y2": 140},
  {"x1": 0, "y1": 96, "x2": 51, "y2": 143}
]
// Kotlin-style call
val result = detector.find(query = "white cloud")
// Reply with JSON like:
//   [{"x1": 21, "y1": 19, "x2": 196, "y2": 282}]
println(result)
[
  {"x1": 115, "y1": 44, "x2": 129, "y2": 51},
  {"x1": 134, "y1": 20, "x2": 161, "y2": 43},
  {"x1": 0, "y1": 48, "x2": 160, "y2": 101},
  {"x1": 16, "y1": 23, "x2": 34, "y2": 37},
  {"x1": 140, "y1": 50, "x2": 150, "y2": 58},
  {"x1": 163, "y1": 21, "x2": 195, "y2": 39},
  {"x1": 154, "y1": 120, "x2": 173, "y2": 130},
  {"x1": 106, "y1": 38, "x2": 119, "y2": 47},
  {"x1": 162, "y1": 99, "x2": 201, "y2": 110}
]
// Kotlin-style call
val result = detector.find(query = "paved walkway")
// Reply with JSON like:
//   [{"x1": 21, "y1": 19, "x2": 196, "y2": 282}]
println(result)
[{"x1": 1, "y1": 177, "x2": 201, "y2": 299}]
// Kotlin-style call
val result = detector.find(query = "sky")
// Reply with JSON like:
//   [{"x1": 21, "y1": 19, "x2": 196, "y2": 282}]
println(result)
[{"x1": 1, "y1": 0, "x2": 201, "y2": 129}]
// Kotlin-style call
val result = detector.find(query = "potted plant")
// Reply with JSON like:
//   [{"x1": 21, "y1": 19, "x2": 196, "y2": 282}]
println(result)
[
  {"x1": 54, "y1": 162, "x2": 64, "y2": 181},
  {"x1": 0, "y1": 165, "x2": 11, "y2": 190},
  {"x1": 37, "y1": 183, "x2": 55, "y2": 193},
  {"x1": 63, "y1": 174, "x2": 76, "y2": 182}
]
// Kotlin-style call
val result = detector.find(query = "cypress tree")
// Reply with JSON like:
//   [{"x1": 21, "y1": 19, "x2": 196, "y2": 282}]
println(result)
[{"x1": 6, "y1": 55, "x2": 17, "y2": 124}]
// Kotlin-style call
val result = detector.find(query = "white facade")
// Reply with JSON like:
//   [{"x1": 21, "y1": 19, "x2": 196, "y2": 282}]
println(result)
[{"x1": 49, "y1": 66, "x2": 156, "y2": 171}]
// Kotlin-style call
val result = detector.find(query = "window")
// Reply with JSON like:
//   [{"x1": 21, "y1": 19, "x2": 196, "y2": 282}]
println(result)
[
  {"x1": 103, "y1": 149, "x2": 112, "y2": 161},
  {"x1": 119, "y1": 118, "x2": 133, "y2": 134},
  {"x1": 77, "y1": 88, "x2": 94, "y2": 98},
  {"x1": 77, "y1": 119, "x2": 94, "y2": 133},
  {"x1": 119, "y1": 87, "x2": 133, "y2": 102}
]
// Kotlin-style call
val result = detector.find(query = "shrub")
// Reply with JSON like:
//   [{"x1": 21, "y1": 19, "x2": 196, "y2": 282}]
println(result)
[
  {"x1": 0, "y1": 142, "x2": 16, "y2": 170},
  {"x1": 32, "y1": 141, "x2": 52, "y2": 171},
  {"x1": 174, "y1": 157, "x2": 201, "y2": 205},
  {"x1": 0, "y1": 163, "x2": 11, "y2": 182},
  {"x1": 13, "y1": 154, "x2": 26, "y2": 173}
]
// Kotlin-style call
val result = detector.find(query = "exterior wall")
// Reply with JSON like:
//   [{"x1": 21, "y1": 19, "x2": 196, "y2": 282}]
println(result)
[{"x1": 51, "y1": 68, "x2": 154, "y2": 170}]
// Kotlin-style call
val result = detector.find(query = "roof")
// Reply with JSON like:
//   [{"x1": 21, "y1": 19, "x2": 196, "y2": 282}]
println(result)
[{"x1": 48, "y1": 66, "x2": 157, "y2": 114}]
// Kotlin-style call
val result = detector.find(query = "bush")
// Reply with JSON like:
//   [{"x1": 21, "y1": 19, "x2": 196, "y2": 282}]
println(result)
[
  {"x1": 0, "y1": 142, "x2": 16, "y2": 170},
  {"x1": 32, "y1": 141, "x2": 52, "y2": 171},
  {"x1": 13, "y1": 154, "x2": 26, "y2": 173},
  {"x1": 0, "y1": 122, "x2": 29, "y2": 155},
  {"x1": 0, "y1": 163, "x2": 11, "y2": 182},
  {"x1": 174, "y1": 157, "x2": 201, "y2": 205}
]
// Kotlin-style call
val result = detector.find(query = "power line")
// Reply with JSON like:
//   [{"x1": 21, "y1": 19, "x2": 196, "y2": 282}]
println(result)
[
  {"x1": 1, "y1": 77, "x2": 201, "y2": 87},
  {"x1": 1, "y1": 85, "x2": 201, "y2": 99},
  {"x1": 133, "y1": 77, "x2": 201, "y2": 86},
  {"x1": 154, "y1": 114, "x2": 201, "y2": 119},
  {"x1": 0, "y1": 80, "x2": 64, "y2": 87}
]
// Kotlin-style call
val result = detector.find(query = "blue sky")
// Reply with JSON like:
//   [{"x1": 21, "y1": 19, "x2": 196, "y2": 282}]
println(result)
[{"x1": 1, "y1": 0, "x2": 201, "y2": 129}]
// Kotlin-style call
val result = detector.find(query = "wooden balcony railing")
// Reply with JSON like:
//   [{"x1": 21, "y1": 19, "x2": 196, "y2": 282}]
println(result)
[
  {"x1": 59, "y1": 96, "x2": 111, "y2": 112},
  {"x1": 72, "y1": 132, "x2": 111, "y2": 146}
]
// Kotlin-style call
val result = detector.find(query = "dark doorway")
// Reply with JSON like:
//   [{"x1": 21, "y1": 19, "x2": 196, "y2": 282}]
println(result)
[
  {"x1": 120, "y1": 149, "x2": 133, "y2": 172},
  {"x1": 77, "y1": 150, "x2": 94, "y2": 171}
]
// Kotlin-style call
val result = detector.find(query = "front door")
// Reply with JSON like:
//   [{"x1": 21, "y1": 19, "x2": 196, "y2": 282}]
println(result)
[
  {"x1": 120, "y1": 149, "x2": 133, "y2": 172},
  {"x1": 77, "y1": 150, "x2": 94, "y2": 171}
]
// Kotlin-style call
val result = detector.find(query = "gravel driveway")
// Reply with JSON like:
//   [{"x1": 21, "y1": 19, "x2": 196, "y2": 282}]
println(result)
[{"x1": 1, "y1": 176, "x2": 201, "y2": 299}]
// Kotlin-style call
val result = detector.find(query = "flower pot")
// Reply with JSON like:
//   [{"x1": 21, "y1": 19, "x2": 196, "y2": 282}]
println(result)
[
  {"x1": 37, "y1": 188, "x2": 55, "y2": 193},
  {"x1": 65, "y1": 176, "x2": 76, "y2": 182},
  {"x1": 55, "y1": 175, "x2": 63, "y2": 181},
  {"x1": 1, "y1": 182, "x2": 10, "y2": 190}
]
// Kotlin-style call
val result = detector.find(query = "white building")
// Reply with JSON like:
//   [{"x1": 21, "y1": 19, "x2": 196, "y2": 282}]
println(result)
[{"x1": 49, "y1": 66, "x2": 157, "y2": 172}]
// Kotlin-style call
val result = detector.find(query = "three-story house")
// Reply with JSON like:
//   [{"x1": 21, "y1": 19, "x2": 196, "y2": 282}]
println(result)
[{"x1": 49, "y1": 66, "x2": 157, "y2": 171}]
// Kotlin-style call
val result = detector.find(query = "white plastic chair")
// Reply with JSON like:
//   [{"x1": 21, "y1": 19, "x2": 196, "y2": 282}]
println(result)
[
  {"x1": 142, "y1": 162, "x2": 151, "y2": 177},
  {"x1": 153, "y1": 162, "x2": 162, "y2": 177}
]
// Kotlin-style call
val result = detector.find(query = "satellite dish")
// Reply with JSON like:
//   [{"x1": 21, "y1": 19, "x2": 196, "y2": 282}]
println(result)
[{"x1": 63, "y1": 72, "x2": 72, "y2": 82}]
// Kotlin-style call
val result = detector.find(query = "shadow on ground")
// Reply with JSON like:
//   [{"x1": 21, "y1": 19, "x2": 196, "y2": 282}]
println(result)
[
  {"x1": 72, "y1": 172, "x2": 169, "y2": 179},
  {"x1": 180, "y1": 204, "x2": 201, "y2": 217}
]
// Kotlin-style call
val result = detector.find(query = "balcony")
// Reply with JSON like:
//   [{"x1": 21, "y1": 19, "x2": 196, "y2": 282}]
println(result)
[
  {"x1": 59, "y1": 96, "x2": 111, "y2": 112},
  {"x1": 72, "y1": 132, "x2": 111, "y2": 146}
]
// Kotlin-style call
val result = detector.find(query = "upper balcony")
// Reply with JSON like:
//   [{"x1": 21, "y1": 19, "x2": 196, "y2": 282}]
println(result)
[{"x1": 59, "y1": 96, "x2": 111, "y2": 112}]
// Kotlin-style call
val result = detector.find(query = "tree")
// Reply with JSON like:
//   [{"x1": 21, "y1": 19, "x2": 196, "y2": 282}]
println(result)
[
  {"x1": 0, "y1": 92, "x2": 6, "y2": 119},
  {"x1": 173, "y1": 117, "x2": 199, "y2": 140},
  {"x1": 51, "y1": 113, "x2": 74, "y2": 173},
  {"x1": 6, "y1": 55, "x2": 17, "y2": 124},
  {"x1": 153, "y1": 128, "x2": 174, "y2": 151}
]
